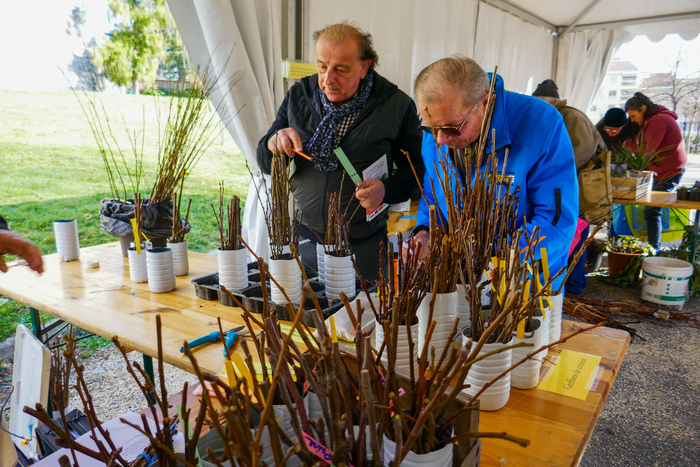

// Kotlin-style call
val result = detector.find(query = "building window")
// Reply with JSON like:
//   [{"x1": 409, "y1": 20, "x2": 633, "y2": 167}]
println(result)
[
  {"x1": 609, "y1": 90, "x2": 617, "y2": 97},
  {"x1": 591, "y1": 105, "x2": 598, "y2": 112}
]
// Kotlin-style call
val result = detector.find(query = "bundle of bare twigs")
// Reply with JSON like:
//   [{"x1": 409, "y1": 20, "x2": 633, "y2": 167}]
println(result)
[
  {"x1": 25, "y1": 318, "x2": 204, "y2": 467},
  {"x1": 171, "y1": 193, "x2": 192, "y2": 243},
  {"x1": 211, "y1": 182, "x2": 241, "y2": 251},
  {"x1": 265, "y1": 152, "x2": 300, "y2": 259},
  {"x1": 324, "y1": 191, "x2": 352, "y2": 257},
  {"x1": 133, "y1": 192, "x2": 144, "y2": 244},
  {"x1": 564, "y1": 295, "x2": 700, "y2": 331},
  {"x1": 150, "y1": 67, "x2": 225, "y2": 204}
]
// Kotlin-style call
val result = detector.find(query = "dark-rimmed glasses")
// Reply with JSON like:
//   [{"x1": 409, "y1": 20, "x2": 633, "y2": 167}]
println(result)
[{"x1": 419, "y1": 101, "x2": 478, "y2": 137}]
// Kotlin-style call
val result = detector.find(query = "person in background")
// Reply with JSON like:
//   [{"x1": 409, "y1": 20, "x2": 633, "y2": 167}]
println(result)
[
  {"x1": 0, "y1": 214, "x2": 44, "y2": 274},
  {"x1": 256, "y1": 23, "x2": 424, "y2": 281},
  {"x1": 532, "y1": 79, "x2": 606, "y2": 295},
  {"x1": 595, "y1": 107, "x2": 640, "y2": 157},
  {"x1": 625, "y1": 92, "x2": 686, "y2": 251},
  {"x1": 532, "y1": 79, "x2": 606, "y2": 172},
  {"x1": 411, "y1": 57, "x2": 578, "y2": 293}
]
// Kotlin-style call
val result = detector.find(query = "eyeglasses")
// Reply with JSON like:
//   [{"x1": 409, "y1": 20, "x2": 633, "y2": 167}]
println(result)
[
  {"x1": 604, "y1": 126, "x2": 622, "y2": 135},
  {"x1": 419, "y1": 101, "x2": 478, "y2": 137}
]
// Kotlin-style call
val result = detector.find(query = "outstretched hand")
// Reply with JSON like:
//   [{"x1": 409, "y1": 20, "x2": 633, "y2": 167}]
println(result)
[{"x1": 0, "y1": 230, "x2": 44, "y2": 274}]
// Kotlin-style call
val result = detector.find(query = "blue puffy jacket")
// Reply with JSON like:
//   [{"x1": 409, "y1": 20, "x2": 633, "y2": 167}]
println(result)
[{"x1": 416, "y1": 74, "x2": 578, "y2": 290}]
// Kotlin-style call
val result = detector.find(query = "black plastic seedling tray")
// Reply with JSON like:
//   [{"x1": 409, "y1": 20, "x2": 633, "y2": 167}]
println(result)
[{"x1": 191, "y1": 263, "x2": 373, "y2": 327}]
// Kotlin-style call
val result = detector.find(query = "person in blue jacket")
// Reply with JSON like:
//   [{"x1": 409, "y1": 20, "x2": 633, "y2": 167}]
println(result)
[{"x1": 410, "y1": 56, "x2": 578, "y2": 291}]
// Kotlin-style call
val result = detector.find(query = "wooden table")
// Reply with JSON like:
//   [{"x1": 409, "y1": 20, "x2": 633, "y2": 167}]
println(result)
[
  {"x1": 1, "y1": 244, "x2": 630, "y2": 466},
  {"x1": 613, "y1": 191, "x2": 700, "y2": 262},
  {"x1": 0, "y1": 243, "x2": 246, "y2": 376},
  {"x1": 386, "y1": 200, "x2": 418, "y2": 238},
  {"x1": 479, "y1": 321, "x2": 630, "y2": 466}
]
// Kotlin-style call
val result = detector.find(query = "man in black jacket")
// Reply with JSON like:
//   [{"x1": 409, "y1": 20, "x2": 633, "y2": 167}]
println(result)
[{"x1": 256, "y1": 23, "x2": 424, "y2": 281}]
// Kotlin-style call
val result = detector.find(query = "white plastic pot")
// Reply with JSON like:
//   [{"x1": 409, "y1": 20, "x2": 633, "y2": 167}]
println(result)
[
  {"x1": 510, "y1": 318, "x2": 544, "y2": 389},
  {"x1": 218, "y1": 248, "x2": 248, "y2": 291},
  {"x1": 167, "y1": 241, "x2": 189, "y2": 276},
  {"x1": 53, "y1": 219, "x2": 80, "y2": 261},
  {"x1": 127, "y1": 247, "x2": 148, "y2": 283},
  {"x1": 456, "y1": 283, "x2": 471, "y2": 332},
  {"x1": 325, "y1": 254, "x2": 355, "y2": 301},
  {"x1": 382, "y1": 434, "x2": 452, "y2": 466},
  {"x1": 146, "y1": 248, "x2": 176, "y2": 293},
  {"x1": 547, "y1": 292, "x2": 564, "y2": 344},
  {"x1": 464, "y1": 339, "x2": 513, "y2": 411},
  {"x1": 417, "y1": 291, "x2": 459, "y2": 363},
  {"x1": 373, "y1": 320, "x2": 418, "y2": 371}
]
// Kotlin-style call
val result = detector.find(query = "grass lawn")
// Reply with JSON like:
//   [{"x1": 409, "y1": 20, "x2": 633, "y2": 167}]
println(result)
[{"x1": 0, "y1": 88, "x2": 252, "y2": 352}]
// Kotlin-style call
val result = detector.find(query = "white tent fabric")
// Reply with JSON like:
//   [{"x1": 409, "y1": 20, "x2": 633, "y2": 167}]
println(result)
[
  {"x1": 303, "y1": 0, "x2": 479, "y2": 96},
  {"x1": 167, "y1": 0, "x2": 284, "y2": 261},
  {"x1": 556, "y1": 28, "x2": 630, "y2": 111},
  {"x1": 473, "y1": 4, "x2": 554, "y2": 94}
]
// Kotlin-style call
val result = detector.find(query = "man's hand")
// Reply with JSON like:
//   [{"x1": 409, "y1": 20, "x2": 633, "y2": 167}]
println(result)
[
  {"x1": 268, "y1": 128, "x2": 303, "y2": 157},
  {"x1": 0, "y1": 230, "x2": 44, "y2": 274},
  {"x1": 354, "y1": 179, "x2": 386, "y2": 211},
  {"x1": 407, "y1": 229, "x2": 429, "y2": 260}
]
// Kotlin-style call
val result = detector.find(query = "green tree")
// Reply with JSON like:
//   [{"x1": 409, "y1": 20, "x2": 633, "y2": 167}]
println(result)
[{"x1": 92, "y1": 0, "x2": 168, "y2": 95}]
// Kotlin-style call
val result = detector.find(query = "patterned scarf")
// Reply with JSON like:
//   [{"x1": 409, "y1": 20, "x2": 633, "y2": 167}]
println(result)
[{"x1": 307, "y1": 73, "x2": 373, "y2": 172}]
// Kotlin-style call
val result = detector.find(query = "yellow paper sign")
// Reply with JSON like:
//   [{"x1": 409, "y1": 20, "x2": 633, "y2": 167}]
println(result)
[
  {"x1": 538, "y1": 350, "x2": 601, "y2": 400},
  {"x1": 221, "y1": 359, "x2": 298, "y2": 383},
  {"x1": 130, "y1": 219, "x2": 141, "y2": 253},
  {"x1": 277, "y1": 323, "x2": 307, "y2": 345}
]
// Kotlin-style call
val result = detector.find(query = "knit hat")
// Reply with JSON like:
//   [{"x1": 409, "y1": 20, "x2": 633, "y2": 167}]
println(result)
[
  {"x1": 603, "y1": 108, "x2": 627, "y2": 127},
  {"x1": 532, "y1": 79, "x2": 559, "y2": 99}
]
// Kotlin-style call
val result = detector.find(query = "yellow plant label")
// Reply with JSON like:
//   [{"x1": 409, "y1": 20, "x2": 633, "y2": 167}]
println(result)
[{"x1": 538, "y1": 350, "x2": 601, "y2": 400}]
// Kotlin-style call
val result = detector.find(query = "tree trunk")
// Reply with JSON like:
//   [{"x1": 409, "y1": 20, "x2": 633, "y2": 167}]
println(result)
[{"x1": 131, "y1": 77, "x2": 140, "y2": 96}]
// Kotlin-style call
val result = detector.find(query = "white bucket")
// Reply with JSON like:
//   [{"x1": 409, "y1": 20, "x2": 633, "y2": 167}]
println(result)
[{"x1": 641, "y1": 257, "x2": 694, "y2": 308}]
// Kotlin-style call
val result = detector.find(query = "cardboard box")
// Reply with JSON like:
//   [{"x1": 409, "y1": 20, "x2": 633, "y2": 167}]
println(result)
[{"x1": 611, "y1": 170, "x2": 654, "y2": 200}]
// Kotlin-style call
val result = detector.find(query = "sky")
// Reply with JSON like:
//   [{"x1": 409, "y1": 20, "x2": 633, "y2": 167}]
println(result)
[{"x1": 615, "y1": 34, "x2": 700, "y2": 79}]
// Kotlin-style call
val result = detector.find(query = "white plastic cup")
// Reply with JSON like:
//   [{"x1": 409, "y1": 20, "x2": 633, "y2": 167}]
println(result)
[
  {"x1": 511, "y1": 318, "x2": 544, "y2": 389},
  {"x1": 417, "y1": 291, "x2": 459, "y2": 359},
  {"x1": 127, "y1": 247, "x2": 148, "y2": 283},
  {"x1": 146, "y1": 248, "x2": 175, "y2": 293},
  {"x1": 547, "y1": 292, "x2": 564, "y2": 344},
  {"x1": 53, "y1": 219, "x2": 80, "y2": 261},
  {"x1": 167, "y1": 241, "x2": 189, "y2": 276},
  {"x1": 218, "y1": 248, "x2": 248, "y2": 291},
  {"x1": 464, "y1": 339, "x2": 513, "y2": 411}
]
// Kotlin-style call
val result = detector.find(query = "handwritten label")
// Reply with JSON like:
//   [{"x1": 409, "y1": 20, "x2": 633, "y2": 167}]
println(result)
[
  {"x1": 538, "y1": 350, "x2": 601, "y2": 400},
  {"x1": 301, "y1": 431, "x2": 333, "y2": 463},
  {"x1": 303, "y1": 380, "x2": 311, "y2": 394}
]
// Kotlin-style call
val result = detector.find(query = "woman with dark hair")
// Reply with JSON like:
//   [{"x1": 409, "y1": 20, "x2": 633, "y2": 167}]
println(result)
[{"x1": 624, "y1": 92, "x2": 686, "y2": 250}]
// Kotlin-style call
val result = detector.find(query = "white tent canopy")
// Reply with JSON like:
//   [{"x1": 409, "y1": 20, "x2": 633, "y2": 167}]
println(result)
[{"x1": 166, "y1": 0, "x2": 700, "y2": 257}]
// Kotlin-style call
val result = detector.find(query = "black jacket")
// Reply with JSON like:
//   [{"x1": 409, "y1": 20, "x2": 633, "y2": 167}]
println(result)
[{"x1": 256, "y1": 70, "x2": 424, "y2": 240}]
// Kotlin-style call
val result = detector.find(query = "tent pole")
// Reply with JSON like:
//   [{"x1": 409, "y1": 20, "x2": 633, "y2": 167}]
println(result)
[{"x1": 551, "y1": 34, "x2": 559, "y2": 82}]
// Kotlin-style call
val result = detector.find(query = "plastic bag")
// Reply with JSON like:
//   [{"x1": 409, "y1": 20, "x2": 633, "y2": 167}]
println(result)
[{"x1": 99, "y1": 199, "x2": 187, "y2": 239}]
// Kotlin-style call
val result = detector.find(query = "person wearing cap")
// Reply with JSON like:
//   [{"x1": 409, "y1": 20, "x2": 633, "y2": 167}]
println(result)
[
  {"x1": 411, "y1": 57, "x2": 578, "y2": 292},
  {"x1": 256, "y1": 23, "x2": 424, "y2": 281},
  {"x1": 532, "y1": 79, "x2": 606, "y2": 173},
  {"x1": 532, "y1": 79, "x2": 607, "y2": 294},
  {"x1": 595, "y1": 107, "x2": 640, "y2": 157}
]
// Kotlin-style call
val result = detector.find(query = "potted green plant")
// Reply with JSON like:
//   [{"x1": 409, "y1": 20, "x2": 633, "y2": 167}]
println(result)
[
  {"x1": 602, "y1": 235, "x2": 652, "y2": 279},
  {"x1": 610, "y1": 138, "x2": 661, "y2": 200}
]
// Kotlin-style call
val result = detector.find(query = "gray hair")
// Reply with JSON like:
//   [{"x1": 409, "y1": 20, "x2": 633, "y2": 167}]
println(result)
[
  {"x1": 313, "y1": 22, "x2": 378, "y2": 72},
  {"x1": 414, "y1": 56, "x2": 489, "y2": 108}
]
